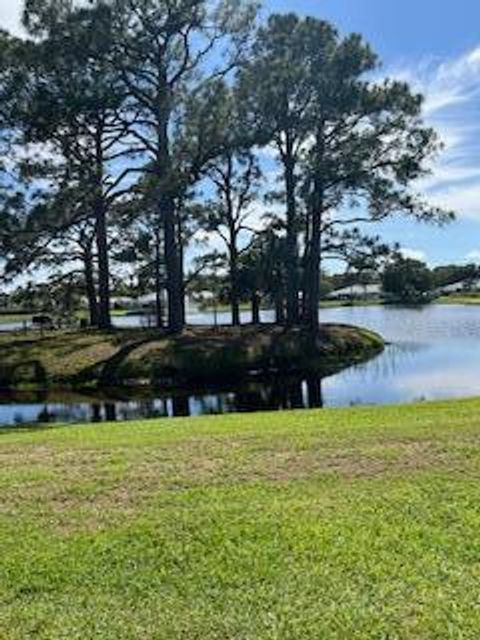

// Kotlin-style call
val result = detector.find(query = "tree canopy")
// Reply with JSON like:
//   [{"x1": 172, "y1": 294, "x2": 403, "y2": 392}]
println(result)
[{"x1": 0, "y1": 3, "x2": 452, "y2": 331}]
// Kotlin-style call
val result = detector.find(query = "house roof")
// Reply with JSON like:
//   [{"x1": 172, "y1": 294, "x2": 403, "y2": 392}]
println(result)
[{"x1": 326, "y1": 283, "x2": 382, "y2": 299}]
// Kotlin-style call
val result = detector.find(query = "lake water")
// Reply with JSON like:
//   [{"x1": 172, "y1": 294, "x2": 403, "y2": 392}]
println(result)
[{"x1": 2, "y1": 304, "x2": 480, "y2": 426}]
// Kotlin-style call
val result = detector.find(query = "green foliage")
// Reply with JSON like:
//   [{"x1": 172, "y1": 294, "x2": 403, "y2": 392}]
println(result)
[
  {"x1": 238, "y1": 13, "x2": 452, "y2": 326},
  {"x1": 432, "y1": 263, "x2": 479, "y2": 288},
  {"x1": 383, "y1": 256, "x2": 434, "y2": 302},
  {"x1": 0, "y1": 2, "x2": 452, "y2": 331}
]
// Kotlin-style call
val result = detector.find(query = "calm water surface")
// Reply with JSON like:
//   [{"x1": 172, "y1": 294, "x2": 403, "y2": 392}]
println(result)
[{"x1": 2, "y1": 304, "x2": 480, "y2": 426}]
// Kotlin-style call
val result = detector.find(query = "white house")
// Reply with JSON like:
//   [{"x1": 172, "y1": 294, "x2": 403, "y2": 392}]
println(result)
[
  {"x1": 326, "y1": 283, "x2": 383, "y2": 301},
  {"x1": 110, "y1": 296, "x2": 137, "y2": 310},
  {"x1": 137, "y1": 292, "x2": 198, "y2": 314},
  {"x1": 434, "y1": 278, "x2": 480, "y2": 296}
]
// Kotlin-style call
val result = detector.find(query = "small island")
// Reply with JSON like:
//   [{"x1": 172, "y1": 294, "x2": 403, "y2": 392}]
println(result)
[{"x1": 0, "y1": 324, "x2": 384, "y2": 391}]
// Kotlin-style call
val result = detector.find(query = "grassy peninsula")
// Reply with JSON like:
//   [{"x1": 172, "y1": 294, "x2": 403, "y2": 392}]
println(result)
[{"x1": 0, "y1": 324, "x2": 384, "y2": 390}]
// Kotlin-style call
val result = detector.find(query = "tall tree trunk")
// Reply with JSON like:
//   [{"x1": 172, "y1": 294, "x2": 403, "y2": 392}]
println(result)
[
  {"x1": 163, "y1": 195, "x2": 184, "y2": 334},
  {"x1": 95, "y1": 199, "x2": 111, "y2": 329},
  {"x1": 154, "y1": 229, "x2": 163, "y2": 330},
  {"x1": 230, "y1": 245, "x2": 240, "y2": 326},
  {"x1": 299, "y1": 212, "x2": 312, "y2": 323},
  {"x1": 251, "y1": 292, "x2": 260, "y2": 324},
  {"x1": 224, "y1": 157, "x2": 241, "y2": 328},
  {"x1": 94, "y1": 130, "x2": 111, "y2": 330},
  {"x1": 305, "y1": 206, "x2": 321, "y2": 330},
  {"x1": 83, "y1": 249, "x2": 98, "y2": 327},
  {"x1": 275, "y1": 293, "x2": 285, "y2": 325},
  {"x1": 304, "y1": 125, "x2": 325, "y2": 332},
  {"x1": 156, "y1": 82, "x2": 184, "y2": 335},
  {"x1": 284, "y1": 146, "x2": 299, "y2": 325},
  {"x1": 177, "y1": 215, "x2": 186, "y2": 326}
]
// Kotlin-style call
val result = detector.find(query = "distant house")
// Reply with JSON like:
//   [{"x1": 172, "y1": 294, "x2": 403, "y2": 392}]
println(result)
[
  {"x1": 466, "y1": 278, "x2": 480, "y2": 291},
  {"x1": 434, "y1": 278, "x2": 480, "y2": 296},
  {"x1": 137, "y1": 292, "x2": 198, "y2": 314},
  {"x1": 434, "y1": 281, "x2": 465, "y2": 296},
  {"x1": 326, "y1": 283, "x2": 383, "y2": 301},
  {"x1": 110, "y1": 296, "x2": 137, "y2": 310},
  {"x1": 137, "y1": 293, "x2": 158, "y2": 308}
]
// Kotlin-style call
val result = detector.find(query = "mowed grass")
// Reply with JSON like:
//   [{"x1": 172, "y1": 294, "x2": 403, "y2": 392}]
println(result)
[
  {"x1": 2, "y1": 400, "x2": 480, "y2": 638},
  {"x1": 0, "y1": 314, "x2": 32, "y2": 325},
  {"x1": 438, "y1": 295, "x2": 480, "y2": 305}
]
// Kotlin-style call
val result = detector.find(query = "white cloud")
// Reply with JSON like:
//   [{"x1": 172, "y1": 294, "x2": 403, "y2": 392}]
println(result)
[
  {"x1": 0, "y1": 0, "x2": 90, "y2": 36},
  {"x1": 428, "y1": 181, "x2": 480, "y2": 219},
  {"x1": 400, "y1": 247, "x2": 427, "y2": 262},
  {"x1": 389, "y1": 46, "x2": 480, "y2": 221},
  {"x1": 393, "y1": 46, "x2": 480, "y2": 117},
  {"x1": 465, "y1": 250, "x2": 480, "y2": 263},
  {"x1": 0, "y1": 0, "x2": 24, "y2": 36},
  {"x1": 419, "y1": 163, "x2": 480, "y2": 192}
]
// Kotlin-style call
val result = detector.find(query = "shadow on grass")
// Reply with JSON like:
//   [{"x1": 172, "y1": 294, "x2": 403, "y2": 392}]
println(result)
[
  {"x1": 0, "y1": 360, "x2": 48, "y2": 388},
  {"x1": 74, "y1": 335, "x2": 159, "y2": 386},
  {"x1": 0, "y1": 421, "x2": 69, "y2": 437}
]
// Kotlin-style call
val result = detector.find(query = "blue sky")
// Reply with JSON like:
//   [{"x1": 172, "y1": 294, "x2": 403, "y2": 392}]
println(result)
[
  {"x1": 3, "y1": 0, "x2": 480, "y2": 267},
  {"x1": 265, "y1": 0, "x2": 480, "y2": 61}
]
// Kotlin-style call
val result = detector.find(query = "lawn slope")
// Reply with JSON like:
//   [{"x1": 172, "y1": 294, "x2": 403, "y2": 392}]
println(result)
[{"x1": 1, "y1": 398, "x2": 480, "y2": 638}]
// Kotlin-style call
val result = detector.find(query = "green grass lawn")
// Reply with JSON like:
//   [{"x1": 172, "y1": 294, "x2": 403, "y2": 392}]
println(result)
[
  {"x1": 2, "y1": 398, "x2": 480, "y2": 638},
  {"x1": 438, "y1": 294, "x2": 480, "y2": 305},
  {"x1": 0, "y1": 313, "x2": 32, "y2": 325}
]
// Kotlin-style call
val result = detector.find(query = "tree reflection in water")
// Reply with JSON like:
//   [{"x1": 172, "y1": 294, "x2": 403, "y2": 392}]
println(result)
[{"x1": 1, "y1": 374, "x2": 326, "y2": 427}]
